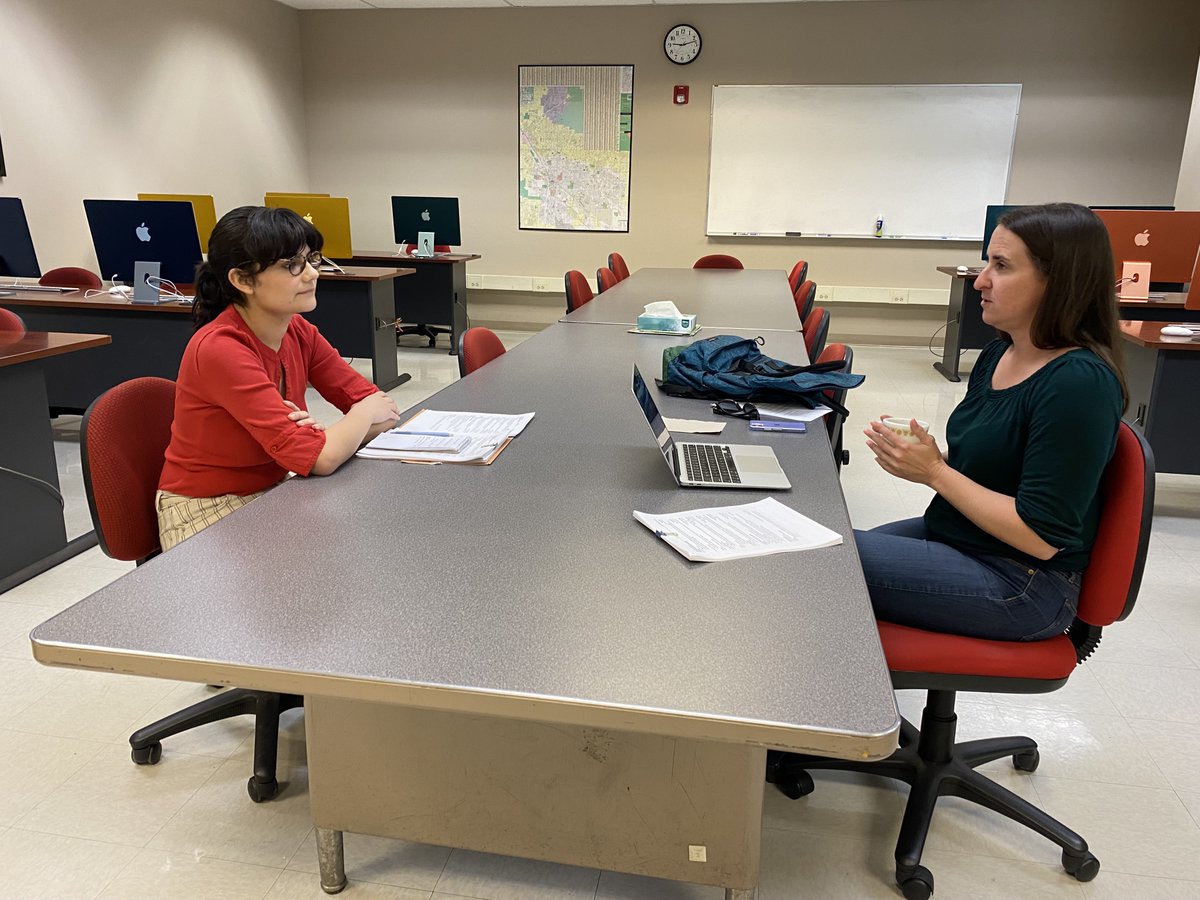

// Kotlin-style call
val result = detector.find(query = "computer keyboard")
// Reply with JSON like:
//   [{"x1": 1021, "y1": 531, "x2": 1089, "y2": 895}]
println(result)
[
  {"x1": 0, "y1": 283, "x2": 78, "y2": 293},
  {"x1": 681, "y1": 443, "x2": 741, "y2": 484}
]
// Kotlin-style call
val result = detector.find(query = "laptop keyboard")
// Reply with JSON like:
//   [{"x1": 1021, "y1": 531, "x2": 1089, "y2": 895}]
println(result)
[{"x1": 681, "y1": 443, "x2": 741, "y2": 484}]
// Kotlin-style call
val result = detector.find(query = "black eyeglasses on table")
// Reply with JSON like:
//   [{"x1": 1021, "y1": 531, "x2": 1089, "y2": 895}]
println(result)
[{"x1": 712, "y1": 400, "x2": 759, "y2": 420}]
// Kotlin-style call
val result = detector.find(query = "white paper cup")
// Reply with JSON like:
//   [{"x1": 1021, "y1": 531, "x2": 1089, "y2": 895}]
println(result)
[{"x1": 881, "y1": 417, "x2": 929, "y2": 443}]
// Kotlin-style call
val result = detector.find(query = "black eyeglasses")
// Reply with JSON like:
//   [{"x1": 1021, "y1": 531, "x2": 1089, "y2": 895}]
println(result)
[
  {"x1": 278, "y1": 251, "x2": 324, "y2": 275},
  {"x1": 712, "y1": 399, "x2": 759, "y2": 420}
]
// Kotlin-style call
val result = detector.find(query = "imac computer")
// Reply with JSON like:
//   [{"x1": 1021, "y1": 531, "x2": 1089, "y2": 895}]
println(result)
[
  {"x1": 0, "y1": 197, "x2": 41, "y2": 280},
  {"x1": 980, "y1": 205, "x2": 1023, "y2": 260},
  {"x1": 392, "y1": 197, "x2": 461, "y2": 254},
  {"x1": 83, "y1": 199, "x2": 203, "y2": 286},
  {"x1": 138, "y1": 193, "x2": 218, "y2": 254},
  {"x1": 263, "y1": 195, "x2": 353, "y2": 259},
  {"x1": 1092, "y1": 208, "x2": 1200, "y2": 293}
]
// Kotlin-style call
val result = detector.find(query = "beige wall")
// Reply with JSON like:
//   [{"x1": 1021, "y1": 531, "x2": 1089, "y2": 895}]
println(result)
[
  {"x1": 0, "y1": 0, "x2": 308, "y2": 275},
  {"x1": 1177, "y1": 53, "x2": 1200, "y2": 209},
  {"x1": 300, "y1": 0, "x2": 1200, "y2": 293}
]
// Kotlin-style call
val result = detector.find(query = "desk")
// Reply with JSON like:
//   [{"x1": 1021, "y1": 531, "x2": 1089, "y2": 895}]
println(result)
[
  {"x1": 935, "y1": 266, "x2": 1199, "y2": 382},
  {"x1": 1, "y1": 267, "x2": 413, "y2": 411},
  {"x1": 337, "y1": 251, "x2": 480, "y2": 355},
  {"x1": 1119, "y1": 320, "x2": 1200, "y2": 475},
  {"x1": 0, "y1": 331, "x2": 110, "y2": 590},
  {"x1": 32, "y1": 322, "x2": 898, "y2": 899},
  {"x1": 562, "y1": 267, "x2": 803, "y2": 332}
]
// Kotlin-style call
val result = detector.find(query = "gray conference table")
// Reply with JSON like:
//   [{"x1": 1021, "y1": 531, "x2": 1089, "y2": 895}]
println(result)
[
  {"x1": 563, "y1": 267, "x2": 803, "y2": 331},
  {"x1": 32, "y1": 323, "x2": 898, "y2": 899}
]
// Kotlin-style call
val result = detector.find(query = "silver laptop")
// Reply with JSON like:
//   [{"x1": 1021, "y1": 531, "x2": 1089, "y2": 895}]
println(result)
[{"x1": 631, "y1": 365, "x2": 791, "y2": 490}]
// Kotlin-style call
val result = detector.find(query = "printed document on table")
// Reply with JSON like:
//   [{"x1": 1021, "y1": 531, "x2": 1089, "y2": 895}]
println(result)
[
  {"x1": 356, "y1": 409, "x2": 534, "y2": 463},
  {"x1": 633, "y1": 497, "x2": 842, "y2": 562},
  {"x1": 754, "y1": 402, "x2": 832, "y2": 423}
]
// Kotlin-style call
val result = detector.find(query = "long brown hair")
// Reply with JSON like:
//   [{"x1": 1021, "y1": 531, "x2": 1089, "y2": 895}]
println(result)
[{"x1": 998, "y1": 203, "x2": 1128, "y2": 411}]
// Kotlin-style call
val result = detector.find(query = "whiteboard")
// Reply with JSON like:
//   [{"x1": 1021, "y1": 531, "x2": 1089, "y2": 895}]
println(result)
[{"x1": 706, "y1": 84, "x2": 1021, "y2": 240}]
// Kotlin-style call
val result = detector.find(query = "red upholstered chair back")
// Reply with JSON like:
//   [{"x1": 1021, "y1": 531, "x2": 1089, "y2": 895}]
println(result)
[
  {"x1": 694, "y1": 254, "x2": 744, "y2": 269},
  {"x1": 608, "y1": 252, "x2": 630, "y2": 281},
  {"x1": 788, "y1": 260, "x2": 809, "y2": 293},
  {"x1": 793, "y1": 280, "x2": 817, "y2": 322},
  {"x1": 404, "y1": 243, "x2": 452, "y2": 254},
  {"x1": 39, "y1": 266, "x2": 102, "y2": 289},
  {"x1": 457, "y1": 327, "x2": 507, "y2": 378},
  {"x1": 596, "y1": 266, "x2": 618, "y2": 293},
  {"x1": 814, "y1": 342, "x2": 852, "y2": 432},
  {"x1": 0, "y1": 307, "x2": 26, "y2": 334},
  {"x1": 802, "y1": 306, "x2": 830, "y2": 361},
  {"x1": 81, "y1": 377, "x2": 176, "y2": 562},
  {"x1": 564, "y1": 270, "x2": 594, "y2": 313},
  {"x1": 1077, "y1": 422, "x2": 1154, "y2": 627}
]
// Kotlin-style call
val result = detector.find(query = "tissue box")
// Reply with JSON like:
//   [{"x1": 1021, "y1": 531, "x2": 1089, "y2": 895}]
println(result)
[{"x1": 636, "y1": 314, "x2": 697, "y2": 334}]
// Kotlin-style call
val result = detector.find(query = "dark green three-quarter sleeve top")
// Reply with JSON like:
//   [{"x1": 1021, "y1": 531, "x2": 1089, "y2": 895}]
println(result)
[{"x1": 923, "y1": 339, "x2": 1123, "y2": 572}]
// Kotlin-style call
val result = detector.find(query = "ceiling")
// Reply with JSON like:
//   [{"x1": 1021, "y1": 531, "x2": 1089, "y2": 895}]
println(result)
[{"x1": 278, "y1": 0, "x2": 875, "y2": 9}]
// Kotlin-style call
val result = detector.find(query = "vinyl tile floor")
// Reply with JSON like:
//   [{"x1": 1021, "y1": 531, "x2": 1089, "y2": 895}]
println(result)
[{"x1": 4, "y1": 339, "x2": 1200, "y2": 900}]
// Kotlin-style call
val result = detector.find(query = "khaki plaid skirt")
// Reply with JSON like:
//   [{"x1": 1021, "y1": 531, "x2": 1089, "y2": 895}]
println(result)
[{"x1": 155, "y1": 489, "x2": 268, "y2": 551}]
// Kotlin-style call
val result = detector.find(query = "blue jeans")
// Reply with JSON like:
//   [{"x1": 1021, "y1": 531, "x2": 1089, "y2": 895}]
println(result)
[{"x1": 854, "y1": 518, "x2": 1081, "y2": 641}]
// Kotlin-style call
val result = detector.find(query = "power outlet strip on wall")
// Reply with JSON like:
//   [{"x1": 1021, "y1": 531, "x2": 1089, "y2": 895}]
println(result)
[{"x1": 464, "y1": 276, "x2": 948, "y2": 306}]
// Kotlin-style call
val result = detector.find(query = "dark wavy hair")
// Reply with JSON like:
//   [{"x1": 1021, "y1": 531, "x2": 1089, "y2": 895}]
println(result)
[
  {"x1": 996, "y1": 202, "x2": 1128, "y2": 411},
  {"x1": 191, "y1": 206, "x2": 323, "y2": 329}
]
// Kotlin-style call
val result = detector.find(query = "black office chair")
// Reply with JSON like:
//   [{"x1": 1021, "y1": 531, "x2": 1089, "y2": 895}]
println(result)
[
  {"x1": 82, "y1": 377, "x2": 303, "y2": 803},
  {"x1": 396, "y1": 243, "x2": 453, "y2": 348}
]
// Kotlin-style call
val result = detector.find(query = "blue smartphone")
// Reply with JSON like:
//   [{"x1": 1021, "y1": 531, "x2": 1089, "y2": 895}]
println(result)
[{"x1": 748, "y1": 420, "x2": 807, "y2": 433}]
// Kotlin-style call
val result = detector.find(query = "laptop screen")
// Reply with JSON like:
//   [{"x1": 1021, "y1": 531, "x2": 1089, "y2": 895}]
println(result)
[
  {"x1": 632, "y1": 365, "x2": 675, "y2": 461},
  {"x1": 0, "y1": 198, "x2": 41, "y2": 279}
]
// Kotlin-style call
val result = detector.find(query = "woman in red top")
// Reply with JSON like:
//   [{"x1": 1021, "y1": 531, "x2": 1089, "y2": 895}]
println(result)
[{"x1": 157, "y1": 206, "x2": 399, "y2": 550}]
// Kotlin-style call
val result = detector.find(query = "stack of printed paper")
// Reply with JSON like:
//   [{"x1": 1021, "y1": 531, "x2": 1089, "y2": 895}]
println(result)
[{"x1": 357, "y1": 409, "x2": 535, "y2": 464}]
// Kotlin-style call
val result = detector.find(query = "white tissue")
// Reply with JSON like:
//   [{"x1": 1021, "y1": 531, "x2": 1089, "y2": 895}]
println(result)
[{"x1": 642, "y1": 301, "x2": 684, "y2": 318}]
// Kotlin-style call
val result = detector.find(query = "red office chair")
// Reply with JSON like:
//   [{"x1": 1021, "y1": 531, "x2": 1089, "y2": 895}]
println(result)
[
  {"x1": 693, "y1": 254, "x2": 744, "y2": 269},
  {"x1": 787, "y1": 260, "x2": 809, "y2": 293},
  {"x1": 815, "y1": 342, "x2": 852, "y2": 470},
  {"x1": 802, "y1": 305, "x2": 830, "y2": 361},
  {"x1": 793, "y1": 279, "x2": 817, "y2": 323},
  {"x1": 457, "y1": 326, "x2": 506, "y2": 377},
  {"x1": 82, "y1": 377, "x2": 302, "y2": 803},
  {"x1": 596, "y1": 266, "x2": 619, "y2": 293},
  {"x1": 39, "y1": 266, "x2": 102, "y2": 290},
  {"x1": 608, "y1": 252, "x2": 630, "y2": 282},
  {"x1": 768, "y1": 423, "x2": 1155, "y2": 899},
  {"x1": 397, "y1": 244, "x2": 454, "y2": 348},
  {"x1": 564, "y1": 270, "x2": 594, "y2": 313},
  {"x1": 0, "y1": 307, "x2": 26, "y2": 334}
]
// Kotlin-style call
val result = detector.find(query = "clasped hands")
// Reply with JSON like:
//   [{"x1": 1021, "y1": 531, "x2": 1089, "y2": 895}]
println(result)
[{"x1": 864, "y1": 416, "x2": 947, "y2": 487}]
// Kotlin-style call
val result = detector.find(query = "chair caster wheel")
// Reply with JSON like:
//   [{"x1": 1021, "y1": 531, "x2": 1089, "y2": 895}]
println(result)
[
  {"x1": 774, "y1": 770, "x2": 815, "y2": 800},
  {"x1": 247, "y1": 777, "x2": 279, "y2": 803},
  {"x1": 897, "y1": 864, "x2": 933, "y2": 900},
  {"x1": 1013, "y1": 749, "x2": 1040, "y2": 772},
  {"x1": 131, "y1": 742, "x2": 162, "y2": 765},
  {"x1": 1062, "y1": 849, "x2": 1099, "y2": 882}
]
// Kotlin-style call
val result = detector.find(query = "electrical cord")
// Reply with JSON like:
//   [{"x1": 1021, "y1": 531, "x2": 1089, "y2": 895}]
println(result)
[
  {"x1": 0, "y1": 465, "x2": 65, "y2": 508},
  {"x1": 927, "y1": 319, "x2": 951, "y2": 358}
]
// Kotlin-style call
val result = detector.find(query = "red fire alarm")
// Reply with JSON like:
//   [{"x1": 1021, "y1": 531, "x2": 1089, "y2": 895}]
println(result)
[{"x1": 673, "y1": 85, "x2": 689, "y2": 105}]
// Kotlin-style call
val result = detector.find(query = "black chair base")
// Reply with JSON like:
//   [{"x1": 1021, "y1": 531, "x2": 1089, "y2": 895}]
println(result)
[
  {"x1": 766, "y1": 690, "x2": 1099, "y2": 899},
  {"x1": 397, "y1": 324, "x2": 450, "y2": 349},
  {"x1": 129, "y1": 689, "x2": 305, "y2": 803}
]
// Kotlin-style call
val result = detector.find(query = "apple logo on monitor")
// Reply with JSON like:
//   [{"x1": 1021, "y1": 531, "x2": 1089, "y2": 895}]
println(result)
[
  {"x1": 421, "y1": 209, "x2": 431, "y2": 222},
  {"x1": 303, "y1": 213, "x2": 314, "y2": 224},
  {"x1": 135, "y1": 222, "x2": 151, "y2": 242},
  {"x1": 1134, "y1": 230, "x2": 1150, "y2": 247}
]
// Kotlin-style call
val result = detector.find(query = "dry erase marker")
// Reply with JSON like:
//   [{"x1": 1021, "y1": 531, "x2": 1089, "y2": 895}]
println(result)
[{"x1": 874, "y1": 216, "x2": 884, "y2": 238}]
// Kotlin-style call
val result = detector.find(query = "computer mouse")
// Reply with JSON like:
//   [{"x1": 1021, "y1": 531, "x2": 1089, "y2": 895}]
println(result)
[
  {"x1": 1160, "y1": 326, "x2": 1195, "y2": 337},
  {"x1": 108, "y1": 285, "x2": 133, "y2": 296}
]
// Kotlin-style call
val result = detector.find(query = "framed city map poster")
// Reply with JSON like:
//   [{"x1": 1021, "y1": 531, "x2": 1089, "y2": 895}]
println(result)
[{"x1": 518, "y1": 65, "x2": 633, "y2": 232}]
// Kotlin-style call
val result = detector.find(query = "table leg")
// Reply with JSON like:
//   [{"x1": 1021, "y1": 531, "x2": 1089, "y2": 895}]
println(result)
[
  {"x1": 933, "y1": 278, "x2": 965, "y2": 382},
  {"x1": 726, "y1": 888, "x2": 757, "y2": 900},
  {"x1": 316, "y1": 826, "x2": 347, "y2": 894}
]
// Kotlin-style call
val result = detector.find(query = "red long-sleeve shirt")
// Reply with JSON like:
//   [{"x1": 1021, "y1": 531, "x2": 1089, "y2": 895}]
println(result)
[{"x1": 159, "y1": 305, "x2": 378, "y2": 497}]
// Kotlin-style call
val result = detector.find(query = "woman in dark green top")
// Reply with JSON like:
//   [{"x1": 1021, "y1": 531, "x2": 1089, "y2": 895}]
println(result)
[{"x1": 855, "y1": 203, "x2": 1127, "y2": 641}]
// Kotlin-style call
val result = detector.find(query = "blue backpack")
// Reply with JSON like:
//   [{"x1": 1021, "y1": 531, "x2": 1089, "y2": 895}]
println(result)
[{"x1": 659, "y1": 334, "x2": 864, "y2": 416}]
